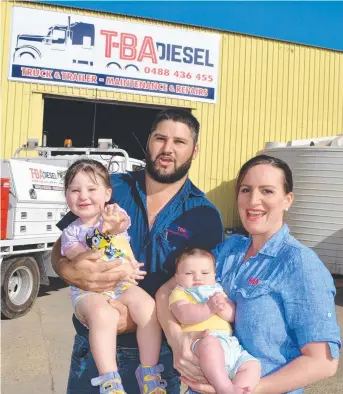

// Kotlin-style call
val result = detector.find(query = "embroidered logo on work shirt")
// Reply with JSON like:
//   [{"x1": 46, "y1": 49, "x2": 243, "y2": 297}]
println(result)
[{"x1": 165, "y1": 225, "x2": 192, "y2": 239}]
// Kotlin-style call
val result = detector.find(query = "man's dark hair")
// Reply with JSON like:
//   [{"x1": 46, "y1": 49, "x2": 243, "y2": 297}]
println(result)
[{"x1": 151, "y1": 109, "x2": 200, "y2": 144}]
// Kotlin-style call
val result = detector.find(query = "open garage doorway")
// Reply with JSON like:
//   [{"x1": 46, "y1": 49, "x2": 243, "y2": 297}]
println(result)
[{"x1": 43, "y1": 97, "x2": 173, "y2": 160}]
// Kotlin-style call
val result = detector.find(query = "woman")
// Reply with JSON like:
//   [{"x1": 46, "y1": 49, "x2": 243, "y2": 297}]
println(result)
[{"x1": 156, "y1": 155, "x2": 341, "y2": 394}]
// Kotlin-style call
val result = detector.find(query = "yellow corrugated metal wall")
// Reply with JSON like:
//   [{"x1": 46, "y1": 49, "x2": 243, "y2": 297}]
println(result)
[{"x1": 2, "y1": 1, "x2": 343, "y2": 227}]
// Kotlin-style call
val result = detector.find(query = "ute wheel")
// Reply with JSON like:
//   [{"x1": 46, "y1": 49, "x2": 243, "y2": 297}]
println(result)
[{"x1": 1, "y1": 256, "x2": 40, "y2": 319}]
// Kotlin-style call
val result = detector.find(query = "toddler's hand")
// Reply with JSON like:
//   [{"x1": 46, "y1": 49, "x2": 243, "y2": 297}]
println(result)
[
  {"x1": 116, "y1": 262, "x2": 135, "y2": 282},
  {"x1": 123, "y1": 256, "x2": 147, "y2": 285},
  {"x1": 101, "y1": 204, "x2": 130, "y2": 235}
]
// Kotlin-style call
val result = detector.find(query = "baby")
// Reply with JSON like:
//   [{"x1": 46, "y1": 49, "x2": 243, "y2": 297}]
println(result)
[
  {"x1": 61, "y1": 158, "x2": 166, "y2": 394},
  {"x1": 169, "y1": 248, "x2": 260, "y2": 394}
]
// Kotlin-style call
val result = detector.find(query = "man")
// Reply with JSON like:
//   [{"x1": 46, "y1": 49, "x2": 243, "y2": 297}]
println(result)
[{"x1": 52, "y1": 109, "x2": 223, "y2": 393}]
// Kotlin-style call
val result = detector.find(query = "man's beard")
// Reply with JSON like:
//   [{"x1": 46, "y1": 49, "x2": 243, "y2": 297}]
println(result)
[{"x1": 145, "y1": 149, "x2": 193, "y2": 184}]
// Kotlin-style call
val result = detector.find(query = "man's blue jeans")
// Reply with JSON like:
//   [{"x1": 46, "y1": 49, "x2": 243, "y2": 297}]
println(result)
[{"x1": 66, "y1": 334, "x2": 180, "y2": 393}]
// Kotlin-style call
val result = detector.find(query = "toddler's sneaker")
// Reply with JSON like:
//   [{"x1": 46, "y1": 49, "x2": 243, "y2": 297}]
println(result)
[
  {"x1": 91, "y1": 371, "x2": 126, "y2": 394},
  {"x1": 135, "y1": 364, "x2": 167, "y2": 394}
]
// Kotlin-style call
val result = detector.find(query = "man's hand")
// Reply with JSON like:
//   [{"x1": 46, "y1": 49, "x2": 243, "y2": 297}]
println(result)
[
  {"x1": 61, "y1": 249, "x2": 129, "y2": 292},
  {"x1": 170, "y1": 331, "x2": 208, "y2": 384},
  {"x1": 101, "y1": 204, "x2": 129, "y2": 235},
  {"x1": 108, "y1": 299, "x2": 137, "y2": 334}
]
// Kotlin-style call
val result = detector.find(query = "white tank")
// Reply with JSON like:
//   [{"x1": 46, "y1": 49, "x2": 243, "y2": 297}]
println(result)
[{"x1": 260, "y1": 135, "x2": 343, "y2": 275}]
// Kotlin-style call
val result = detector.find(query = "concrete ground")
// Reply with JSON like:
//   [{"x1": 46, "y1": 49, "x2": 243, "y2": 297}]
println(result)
[{"x1": 1, "y1": 278, "x2": 343, "y2": 394}]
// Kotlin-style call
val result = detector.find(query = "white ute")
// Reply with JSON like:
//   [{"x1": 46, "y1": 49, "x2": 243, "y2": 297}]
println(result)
[{"x1": 0, "y1": 140, "x2": 145, "y2": 319}]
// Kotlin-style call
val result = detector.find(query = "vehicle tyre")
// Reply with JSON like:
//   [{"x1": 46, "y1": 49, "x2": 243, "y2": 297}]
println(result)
[{"x1": 1, "y1": 256, "x2": 40, "y2": 319}]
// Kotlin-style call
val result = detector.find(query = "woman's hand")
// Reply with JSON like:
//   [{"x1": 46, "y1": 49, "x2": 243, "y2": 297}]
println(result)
[
  {"x1": 170, "y1": 331, "x2": 209, "y2": 384},
  {"x1": 182, "y1": 377, "x2": 255, "y2": 394}
]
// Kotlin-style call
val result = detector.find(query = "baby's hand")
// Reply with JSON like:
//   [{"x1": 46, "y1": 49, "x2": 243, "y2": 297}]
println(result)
[
  {"x1": 213, "y1": 292, "x2": 227, "y2": 311},
  {"x1": 101, "y1": 204, "x2": 130, "y2": 235},
  {"x1": 207, "y1": 292, "x2": 228, "y2": 314},
  {"x1": 207, "y1": 293, "x2": 223, "y2": 314}
]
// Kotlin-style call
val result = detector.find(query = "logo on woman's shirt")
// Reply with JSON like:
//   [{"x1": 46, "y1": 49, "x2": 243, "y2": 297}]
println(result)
[{"x1": 248, "y1": 277, "x2": 260, "y2": 285}]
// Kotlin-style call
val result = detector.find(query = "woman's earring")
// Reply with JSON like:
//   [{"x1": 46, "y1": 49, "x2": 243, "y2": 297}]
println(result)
[{"x1": 284, "y1": 208, "x2": 289, "y2": 212}]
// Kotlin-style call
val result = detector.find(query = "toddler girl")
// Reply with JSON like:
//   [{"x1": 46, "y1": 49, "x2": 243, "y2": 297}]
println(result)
[{"x1": 61, "y1": 159, "x2": 166, "y2": 394}]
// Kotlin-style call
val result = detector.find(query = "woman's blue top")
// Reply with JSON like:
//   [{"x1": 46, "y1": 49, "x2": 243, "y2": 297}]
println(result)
[{"x1": 214, "y1": 224, "x2": 341, "y2": 394}]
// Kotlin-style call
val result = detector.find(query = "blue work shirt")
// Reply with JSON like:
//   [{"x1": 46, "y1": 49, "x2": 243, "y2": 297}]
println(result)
[
  {"x1": 214, "y1": 224, "x2": 341, "y2": 394},
  {"x1": 57, "y1": 170, "x2": 223, "y2": 347}
]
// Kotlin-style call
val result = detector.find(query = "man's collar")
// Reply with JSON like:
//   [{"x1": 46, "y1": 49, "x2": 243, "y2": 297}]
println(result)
[{"x1": 184, "y1": 178, "x2": 205, "y2": 197}]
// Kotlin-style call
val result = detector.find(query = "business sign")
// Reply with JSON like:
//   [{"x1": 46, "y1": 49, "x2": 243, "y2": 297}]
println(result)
[{"x1": 8, "y1": 7, "x2": 220, "y2": 103}]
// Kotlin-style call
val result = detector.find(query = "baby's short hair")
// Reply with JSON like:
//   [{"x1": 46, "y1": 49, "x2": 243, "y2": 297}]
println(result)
[{"x1": 175, "y1": 247, "x2": 215, "y2": 272}]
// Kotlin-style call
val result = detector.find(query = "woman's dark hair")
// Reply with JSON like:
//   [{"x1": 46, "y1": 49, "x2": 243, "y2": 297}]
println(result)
[
  {"x1": 235, "y1": 155, "x2": 293, "y2": 198},
  {"x1": 64, "y1": 159, "x2": 111, "y2": 193}
]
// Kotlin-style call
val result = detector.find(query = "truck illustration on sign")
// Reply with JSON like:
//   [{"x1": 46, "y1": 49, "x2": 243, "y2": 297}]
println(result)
[{"x1": 13, "y1": 16, "x2": 95, "y2": 67}]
